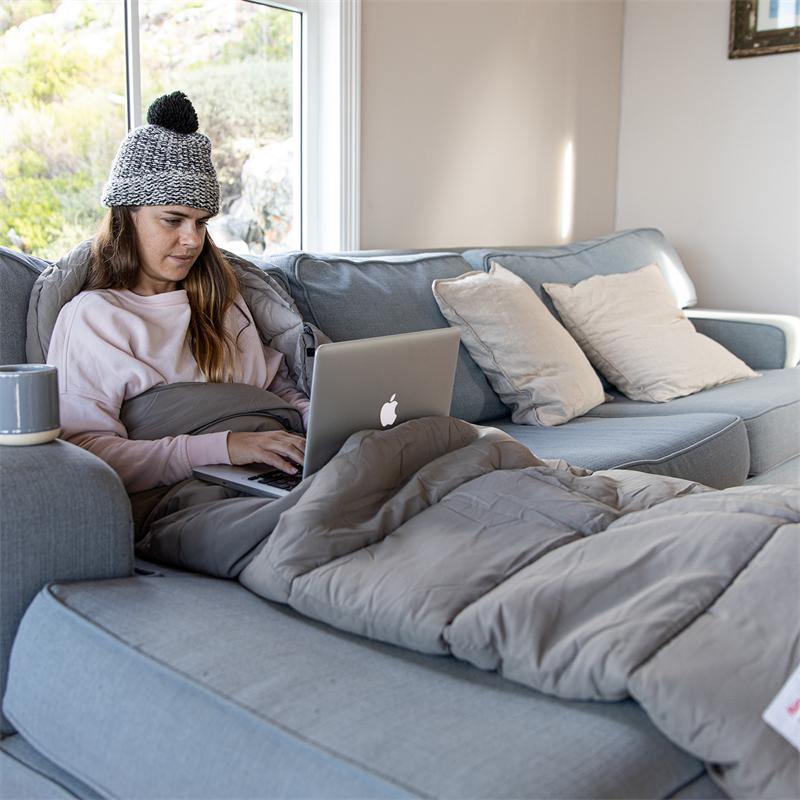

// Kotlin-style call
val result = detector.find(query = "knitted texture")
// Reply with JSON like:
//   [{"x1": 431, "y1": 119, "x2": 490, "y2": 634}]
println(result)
[
  {"x1": 101, "y1": 93, "x2": 219, "y2": 215},
  {"x1": 147, "y1": 92, "x2": 198, "y2": 133}
]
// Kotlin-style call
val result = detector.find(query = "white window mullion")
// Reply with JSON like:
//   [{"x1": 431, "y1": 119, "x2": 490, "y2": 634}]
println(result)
[
  {"x1": 300, "y1": 0, "x2": 321, "y2": 251},
  {"x1": 124, "y1": 0, "x2": 143, "y2": 130},
  {"x1": 292, "y1": 9, "x2": 303, "y2": 250},
  {"x1": 339, "y1": 0, "x2": 361, "y2": 251},
  {"x1": 295, "y1": 0, "x2": 360, "y2": 252},
  {"x1": 303, "y1": 0, "x2": 337, "y2": 251}
]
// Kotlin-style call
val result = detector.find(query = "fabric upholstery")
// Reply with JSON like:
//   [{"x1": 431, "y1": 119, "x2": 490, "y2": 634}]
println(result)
[
  {"x1": 0, "y1": 441, "x2": 133, "y2": 736},
  {"x1": 461, "y1": 228, "x2": 697, "y2": 310},
  {"x1": 0, "y1": 248, "x2": 47, "y2": 365},
  {"x1": 0, "y1": 750, "x2": 81, "y2": 800},
  {"x1": 0, "y1": 234, "x2": 790, "y2": 795},
  {"x1": 3, "y1": 573, "x2": 705, "y2": 799},
  {"x1": 489, "y1": 412, "x2": 748, "y2": 489},
  {"x1": 543, "y1": 265, "x2": 757, "y2": 403},
  {"x1": 690, "y1": 317, "x2": 789, "y2": 371},
  {"x1": 275, "y1": 252, "x2": 507, "y2": 423},
  {"x1": 432, "y1": 263, "x2": 604, "y2": 425},
  {"x1": 588, "y1": 369, "x2": 800, "y2": 475},
  {"x1": 746, "y1": 455, "x2": 800, "y2": 486},
  {"x1": 0, "y1": 735, "x2": 100, "y2": 799}
]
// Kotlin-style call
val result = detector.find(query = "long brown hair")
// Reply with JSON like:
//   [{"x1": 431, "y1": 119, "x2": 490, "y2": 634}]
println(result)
[{"x1": 85, "y1": 206, "x2": 248, "y2": 383}]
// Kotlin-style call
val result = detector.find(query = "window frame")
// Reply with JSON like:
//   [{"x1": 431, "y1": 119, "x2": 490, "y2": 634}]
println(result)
[{"x1": 123, "y1": 0, "x2": 360, "y2": 251}]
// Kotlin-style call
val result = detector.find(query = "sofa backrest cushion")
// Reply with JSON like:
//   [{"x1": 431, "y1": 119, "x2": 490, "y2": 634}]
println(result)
[
  {"x1": 275, "y1": 252, "x2": 507, "y2": 423},
  {"x1": 461, "y1": 228, "x2": 697, "y2": 314},
  {"x1": 0, "y1": 248, "x2": 48, "y2": 365}
]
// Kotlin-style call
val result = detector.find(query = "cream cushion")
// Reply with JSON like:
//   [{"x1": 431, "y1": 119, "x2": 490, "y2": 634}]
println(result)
[
  {"x1": 543, "y1": 263, "x2": 758, "y2": 403},
  {"x1": 432, "y1": 262, "x2": 605, "y2": 426}
]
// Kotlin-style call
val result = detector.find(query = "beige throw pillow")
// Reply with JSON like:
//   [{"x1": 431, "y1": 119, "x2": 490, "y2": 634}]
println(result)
[
  {"x1": 543, "y1": 263, "x2": 758, "y2": 403},
  {"x1": 432, "y1": 263, "x2": 605, "y2": 426}
]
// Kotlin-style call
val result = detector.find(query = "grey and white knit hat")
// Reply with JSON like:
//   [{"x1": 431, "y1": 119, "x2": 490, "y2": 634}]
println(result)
[{"x1": 101, "y1": 92, "x2": 219, "y2": 215}]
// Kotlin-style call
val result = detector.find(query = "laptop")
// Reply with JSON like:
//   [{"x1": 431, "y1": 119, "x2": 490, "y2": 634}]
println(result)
[{"x1": 192, "y1": 327, "x2": 461, "y2": 498}]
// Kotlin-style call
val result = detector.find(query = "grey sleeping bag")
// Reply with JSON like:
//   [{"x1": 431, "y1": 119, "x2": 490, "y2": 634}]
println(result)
[
  {"x1": 125, "y1": 382, "x2": 308, "y2": 572},
  {"x1": 129, "y1": 384, "x2": 800, "y2": 799}
]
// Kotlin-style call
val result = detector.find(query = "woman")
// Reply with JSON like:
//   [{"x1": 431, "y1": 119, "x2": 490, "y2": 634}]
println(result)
[{"x1": 47, "y1": 92, "x2": 308, "y2": 497}]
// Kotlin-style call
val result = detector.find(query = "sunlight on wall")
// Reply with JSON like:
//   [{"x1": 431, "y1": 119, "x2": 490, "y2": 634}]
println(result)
[{"x1": 560, "y1": 140, "x2": 575, "y2": 242}]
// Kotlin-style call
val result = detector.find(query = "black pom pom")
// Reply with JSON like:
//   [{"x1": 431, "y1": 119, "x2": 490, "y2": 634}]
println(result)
[{"x1": 146, "y1": 91, "x2": 199, "y2": 134}]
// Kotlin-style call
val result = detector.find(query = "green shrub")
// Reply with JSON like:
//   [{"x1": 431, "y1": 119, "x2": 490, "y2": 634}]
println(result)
[
  {"x1": 221, "y1": 9, "x2": 292, "y2": 64},
  {"x1": 0, "y1": 0, "x2": 60, "y2": 33}
]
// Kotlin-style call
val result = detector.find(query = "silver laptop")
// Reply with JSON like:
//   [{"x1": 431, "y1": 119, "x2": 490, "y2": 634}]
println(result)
[{"x1": 192, "y1": 327, "x2": 461, "y2": 498}]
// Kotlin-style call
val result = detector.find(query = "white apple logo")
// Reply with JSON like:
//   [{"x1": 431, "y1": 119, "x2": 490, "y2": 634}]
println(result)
[{"x1": 380, "y1": 393, "x2": 398, "y2": 427}]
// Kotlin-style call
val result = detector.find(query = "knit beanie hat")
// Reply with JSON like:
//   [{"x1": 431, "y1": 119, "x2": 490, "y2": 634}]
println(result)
[{"x1": 101, "y1": 92, "x2": 220, "y2": 215}]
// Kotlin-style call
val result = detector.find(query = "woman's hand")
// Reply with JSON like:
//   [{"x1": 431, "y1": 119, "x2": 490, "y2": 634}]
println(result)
[{"x1": 227, "y1": 431, "x2": 306, "y2": 474}]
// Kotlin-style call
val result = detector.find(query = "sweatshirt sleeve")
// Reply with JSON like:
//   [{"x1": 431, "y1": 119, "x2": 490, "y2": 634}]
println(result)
[
  {"x1": 59, "y1": 393, "x2": 231, "y2": 494},
  {"x1": 48, "y1": 295, "x2": 232, "y2": 494}
]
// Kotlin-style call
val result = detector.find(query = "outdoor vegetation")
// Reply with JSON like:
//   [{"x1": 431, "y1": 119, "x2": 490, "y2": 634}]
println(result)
[{"x1": 0, "y1": 0, "x2": 297, "y2": 259}]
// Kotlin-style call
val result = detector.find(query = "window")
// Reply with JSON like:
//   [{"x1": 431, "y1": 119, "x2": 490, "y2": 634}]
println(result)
[
  {"x1": 0, "y1": 1, "x2": 127, "y2": 258},
  {"x1": 0, "y1": 0, "x2": 310, "y2": 259},
  {"x1": 135, "y1": 0, "x2": 302, "y2": 255}
]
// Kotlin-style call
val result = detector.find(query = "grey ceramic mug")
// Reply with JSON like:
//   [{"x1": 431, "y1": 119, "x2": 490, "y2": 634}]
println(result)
[{"x1": 0, "y1": 364, "x2": 61, "y2": 445}]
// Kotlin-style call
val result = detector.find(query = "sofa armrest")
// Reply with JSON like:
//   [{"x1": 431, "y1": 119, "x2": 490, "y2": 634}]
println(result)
[
  {"x1": 685, "y1": 308, "x2": 800, "y2": 370},
  {"x1": 0, "y1": 440, "x2": 133, "y2": 736}
]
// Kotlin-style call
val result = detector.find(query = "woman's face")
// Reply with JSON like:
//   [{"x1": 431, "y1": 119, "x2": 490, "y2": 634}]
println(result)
[{"x1": 130, "y1": 205, "x2": 211, "y2": 295}]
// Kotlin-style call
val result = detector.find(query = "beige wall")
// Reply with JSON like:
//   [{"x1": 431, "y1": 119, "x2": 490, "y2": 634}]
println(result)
[
  {"x1": 360, "y1": 0, "x2": 624, "y2": 249},
  {"x1": 616, "y1": 0, "x2": 800, "y2": 314}
]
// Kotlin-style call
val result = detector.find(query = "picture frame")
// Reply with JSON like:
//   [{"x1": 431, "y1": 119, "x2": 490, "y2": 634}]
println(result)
[{"x1": 729, "y1": 0, "x2": 800, "y2": 58}]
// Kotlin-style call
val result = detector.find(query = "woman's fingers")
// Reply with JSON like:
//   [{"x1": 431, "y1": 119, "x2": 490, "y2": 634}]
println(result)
[
  {"x1": 255, "y1": 445, "x2": 298, "y2": 474},
  {"x1": 280, "y1": 433, "x2": 306, "y2": 454},
  {"x1": 268, "y1": 434, "x2": 305, "y2": 462},
  {"x1": 263, "y1": 451, "x2": 300, "y2": 474},
  {"x1": 226, "y1": 430, "x2": 307, "y2": 472},
  {"x1": 286, "y1": 441, "x2": 306, "y2": 464},
  {"x1": 258, "y1": 432, "x2": 306, "y2": 471}
]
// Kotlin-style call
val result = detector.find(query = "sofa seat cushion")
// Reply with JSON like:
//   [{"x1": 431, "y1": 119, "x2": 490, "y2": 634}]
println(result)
[
  {"x1": 745, "y1": 455, "x2": 800, "y2": 486},
  {"x1": 274, "y1": 252, "x2": 508, "y2": 423},
  {"x1": 4, "y1": 573, "x2": 706, "y2": 799},
  {"x1": 0, "y1": 749, "x2": 78, "y2": 800},
  {"x1": 585, "y1": 369, "x2": 800, "y2": 476},
  {"x1": 0, "y1": 735, "x2": 98, "y2": 800},
  {"x1": 746, "y1": 456, "x2": 800, "y2": 489},
  {"x1": 488, "y1": 412, "x2": 748, "y2": 489}
]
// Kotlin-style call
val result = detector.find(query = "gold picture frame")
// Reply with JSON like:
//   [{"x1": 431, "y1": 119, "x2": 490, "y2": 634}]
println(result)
[{"x1": 729, "y1": 0, "x2": 800, "y2": 57}]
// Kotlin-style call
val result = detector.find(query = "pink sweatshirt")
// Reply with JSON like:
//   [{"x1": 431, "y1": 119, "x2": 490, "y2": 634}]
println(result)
[{"x1": 47, "y1": 288, "x2": 310, "y2": 493}]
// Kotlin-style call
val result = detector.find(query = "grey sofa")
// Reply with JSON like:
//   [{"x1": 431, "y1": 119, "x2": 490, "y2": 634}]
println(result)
[{"x1": 1, "y1": 228, "x2": 798, "y2": 799}]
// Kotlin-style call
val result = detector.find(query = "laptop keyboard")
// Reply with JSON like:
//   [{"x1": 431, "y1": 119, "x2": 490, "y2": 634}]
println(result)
[{"x1": 247, "y1": 467, "x2": 303, "y2": 491}]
